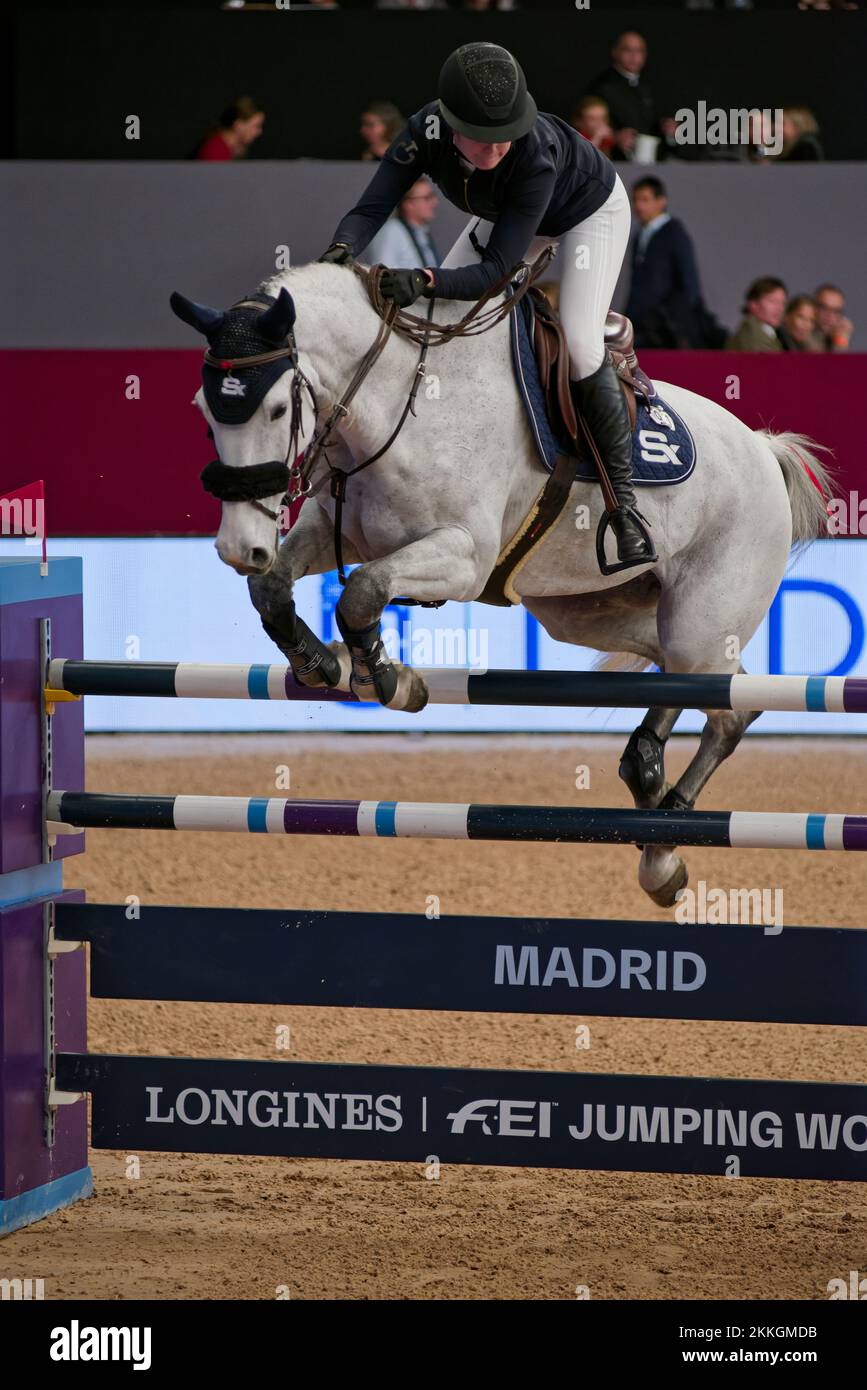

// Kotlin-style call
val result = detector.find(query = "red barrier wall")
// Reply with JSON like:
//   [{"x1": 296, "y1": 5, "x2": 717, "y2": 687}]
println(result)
[{"x1": 2, "y1": 350, "x2": 865, "y2": 536}]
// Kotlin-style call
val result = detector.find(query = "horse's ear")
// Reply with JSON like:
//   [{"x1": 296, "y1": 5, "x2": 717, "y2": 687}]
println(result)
[
  {"x1": 170, "y1": 291, "x2": 225, "y2": 337},
  {"x1": 258, "y1": 287, "x2": 296, "y2": 343}
]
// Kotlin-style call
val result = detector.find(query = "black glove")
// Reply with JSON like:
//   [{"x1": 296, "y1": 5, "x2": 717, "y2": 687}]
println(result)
[
  {"x1": 379, "y1": 267, "x2": 429, "y2": 308},
  {"x1": 318, "y1": 243, "x2": 354, "y2": 266}
]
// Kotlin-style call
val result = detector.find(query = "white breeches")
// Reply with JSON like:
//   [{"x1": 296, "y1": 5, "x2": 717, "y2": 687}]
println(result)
[{"x1": 440, "y1": 173, "x2": 631, "y2": 379}]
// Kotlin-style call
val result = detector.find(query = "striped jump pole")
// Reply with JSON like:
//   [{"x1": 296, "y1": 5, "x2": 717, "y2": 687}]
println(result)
[
  {"x1": 45, "y1": 659, "x2": 867, "y2": 714},
  {"x1": 46, "y1": 791, "x2": 867, "y2": 851}
]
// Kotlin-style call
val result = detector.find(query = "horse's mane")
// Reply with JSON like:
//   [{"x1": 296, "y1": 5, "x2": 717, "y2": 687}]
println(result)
[
  {"x1": 258, "y1": 261, "x2": 369, "y2": 310},
  {"x1": 257, "y1": 261, "x2": 492, "y2": 333}
]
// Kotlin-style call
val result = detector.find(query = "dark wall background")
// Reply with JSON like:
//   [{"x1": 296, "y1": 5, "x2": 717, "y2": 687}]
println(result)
[
  {"x1": 12, "y1": 8, "x2": 867, "y2": 161},
  {"x1": 4, "y1": 161, "x2": 864, "y2": 347}
]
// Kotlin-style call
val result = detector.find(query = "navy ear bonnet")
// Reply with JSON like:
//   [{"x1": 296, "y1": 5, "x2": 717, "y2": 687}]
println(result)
[{"x1": 170, "y1": 288, "x2": 297, "y2": 424}]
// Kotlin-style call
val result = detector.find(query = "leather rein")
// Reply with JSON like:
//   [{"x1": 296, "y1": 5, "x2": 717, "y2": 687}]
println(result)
[{"x1": 200, "y1": 246, "x2": 556, "y2": 586}]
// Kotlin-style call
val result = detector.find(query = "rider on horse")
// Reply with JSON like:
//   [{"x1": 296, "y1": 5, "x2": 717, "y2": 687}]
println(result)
[{"x1": 320, "y1": 40, "x2": 650, "y2": 567}]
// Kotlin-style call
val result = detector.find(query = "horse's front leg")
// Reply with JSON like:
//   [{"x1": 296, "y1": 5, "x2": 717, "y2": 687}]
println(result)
[
  {"x1": 337, "y1": 524, "x2": 486, "y2": 712},
  {"x1": 247, "y1": 500, "x2": 358, "y2": 690}
]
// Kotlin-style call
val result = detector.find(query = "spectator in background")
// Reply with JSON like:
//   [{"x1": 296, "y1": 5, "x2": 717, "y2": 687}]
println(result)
[
  {"x1": 585, "y1": 32, "x2": 674, "y2": 162},
  {"x1": 776, "y1": 107, "x2": 824, "y2": 161},
  {"x1": 778, "y1": 295, "x2": 817, "y2": 351},
  {"x1": 376, "y1": 0, "x2": 446, "y2": 9},
  {"x1": 571, "y1": 97, "x2": 616, "y2": 157},
  {"x1": 809, "y1": 283, "x2": 854, "y2": 351},
  {"x1": 625, "y1": 177, "x2": 716, "y2": 348},
  {"x1": 362, "y1": 177, "x2": 441, "y2": 269},
  {"x1": 360, "y1": 102, "x2": 405, "y2": 160},
  {"x1": 195, "y1": 97, "x2": 264, "y2": 161},
  {"x1": 726, "y1": 277, "x2": 787, "y2": 351}
]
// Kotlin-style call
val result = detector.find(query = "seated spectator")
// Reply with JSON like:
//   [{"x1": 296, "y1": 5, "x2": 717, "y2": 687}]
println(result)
[
  {"x1": 726, "y1": 277, "x2": 787, "y2": 351},
  {"x1": 776, "y1": 107, "x2": 824, "y2": 161},
  {"x1": 585, "y1": 32, "x2": 674, "y2": 162},
  {"x1": 362, "y1": 178, "x2": 441, "y2": 269},
  {"x1": 359, "y1": 101, "x2": 405, "y2": 161},
  {"x1": 571, "y1": 97, "x2": 615, "y2": 157},
  {"x1": 809, "y1": 283, "x2": 854, "y2": 351},
  {"x1": 778, "y1": 296, "x2": 817, "y2": 351},
  {"x1": 195, "y1": 97, "x2": 264, "y2": 161},
  {"x1": 625, "y1": 177, "x2": 722, "y2": 348}
]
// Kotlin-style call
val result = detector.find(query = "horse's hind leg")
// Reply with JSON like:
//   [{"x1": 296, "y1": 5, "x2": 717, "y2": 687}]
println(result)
[
  {"x1": 618, "y1": 705, "x2": 688, "y2": 906},
  {"x1": 637, "y1": 472, "x2": 790, "y2": 904},
  {"x1": 619, "y1": 705, "x2": 681, "y2": 809},
  {"x1": 638, "y1": 704, "x2": 762, "y2": 906}
]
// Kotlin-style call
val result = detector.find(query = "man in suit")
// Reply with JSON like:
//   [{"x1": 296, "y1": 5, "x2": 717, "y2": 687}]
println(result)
[
  {"x1": 726, "y1": 277, "x2": 787, "y2": 352},
  {"x1": 361, "y1": 177, "x2": 441, "y2": 270},
  {"x1": 586, "y1": 31, "x2": 671, "y2": 161},
  {"x1": 625, "y1": 177, "x2": 706, "y2": 347}
]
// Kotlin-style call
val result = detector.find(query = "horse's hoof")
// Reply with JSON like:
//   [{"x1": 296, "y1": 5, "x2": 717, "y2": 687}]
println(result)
[
  {"x1": 385, "y1": 663, "x2": 430, "y2": 713},
  {"x1": 639, "y1": 850, "x2": 688, "y2": 908}
]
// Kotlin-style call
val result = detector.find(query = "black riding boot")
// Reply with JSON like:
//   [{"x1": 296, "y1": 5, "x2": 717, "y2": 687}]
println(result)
[{"x1": 573, "y1": 357, "x2": 653, "y2": 566}]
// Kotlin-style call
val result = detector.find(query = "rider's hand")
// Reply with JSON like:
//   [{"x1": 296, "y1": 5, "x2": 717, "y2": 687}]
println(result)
[
  {"x1": 318, "y1": 243, "x2": 354, "y2": 266},
  {"x1": 379, "y1": 267, "x2": 429, "y2": 308}
]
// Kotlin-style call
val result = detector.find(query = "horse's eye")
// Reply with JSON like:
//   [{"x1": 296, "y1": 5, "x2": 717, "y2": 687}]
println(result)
[{"x1": 271, "y1": 403, "x2": 288, "y2": 421}]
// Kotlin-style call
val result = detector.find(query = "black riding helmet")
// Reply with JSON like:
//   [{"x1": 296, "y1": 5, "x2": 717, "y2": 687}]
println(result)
[{"x1": 438, "y1": 42, "x2": 537, "y2": 144}]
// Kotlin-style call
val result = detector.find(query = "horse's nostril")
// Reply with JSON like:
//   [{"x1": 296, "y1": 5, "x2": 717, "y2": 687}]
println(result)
[{"x1": 248, "y1": 547, "x2": 272, "y2": 571}]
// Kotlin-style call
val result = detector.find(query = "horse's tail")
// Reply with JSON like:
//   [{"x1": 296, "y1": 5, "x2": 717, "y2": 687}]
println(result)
[{"x1": 757, "y1": 429, "x2": 835, "y2": 544}]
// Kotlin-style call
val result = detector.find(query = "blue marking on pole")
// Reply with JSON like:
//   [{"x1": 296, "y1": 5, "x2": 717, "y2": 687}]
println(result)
[
  {"x1": 247, "y1": 799, "x2": 270, "y2": 832},
  {"x1": 375, "y1": 802, "x2": 398, "y2": 836},
  {"x1": 247, "y1": 665, "x2": 271, "y2": 700},
  {"x1": 805, "y1": 814, "x2": 826, "y2": 850},
  {"x1": 805, "y1": 677, "x2": 827, "y2": 712}
]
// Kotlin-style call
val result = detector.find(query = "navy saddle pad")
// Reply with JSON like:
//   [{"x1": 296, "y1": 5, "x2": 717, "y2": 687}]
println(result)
[{"x1": 510, "y1": 293, "x2": 696, "y2": 486}]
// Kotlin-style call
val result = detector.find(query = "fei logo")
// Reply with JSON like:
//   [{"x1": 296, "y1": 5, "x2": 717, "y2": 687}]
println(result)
[
  {"x1": 638, "y1": 429, "x2": 683, "y2": 467},
  {"x1": 447, "y1": 1098, "x2": 554, "y2": 1137},
  {"x1": 220, "y1": 375, "x2": 246, "y2": 397}
]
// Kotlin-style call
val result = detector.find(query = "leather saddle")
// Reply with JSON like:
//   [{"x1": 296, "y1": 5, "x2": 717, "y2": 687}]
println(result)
[{"x1": 529, "y1": 288, "x2": 655, "y2": 439}]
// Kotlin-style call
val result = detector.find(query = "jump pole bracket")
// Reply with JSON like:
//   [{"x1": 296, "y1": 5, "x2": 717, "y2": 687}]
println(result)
[
  {"x1": 43, "y1": 903, "x2": 85, "y2": 1146},
  {"x1": 44, "y1": 688, "x2": 80, "y2": 716}
]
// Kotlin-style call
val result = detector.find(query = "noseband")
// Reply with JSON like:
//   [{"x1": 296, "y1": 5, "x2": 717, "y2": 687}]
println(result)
[{"x1": 200, "y1": 297, "x2": 317, "y2": 525}]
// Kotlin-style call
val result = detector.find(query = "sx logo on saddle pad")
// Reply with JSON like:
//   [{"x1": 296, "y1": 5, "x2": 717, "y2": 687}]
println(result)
[
  {"x1": 638, "y1": 429, "x2": 685, "y2": 468},
  {"x1": 220, "y1": 375, "x2": 247, "y2": 398}
]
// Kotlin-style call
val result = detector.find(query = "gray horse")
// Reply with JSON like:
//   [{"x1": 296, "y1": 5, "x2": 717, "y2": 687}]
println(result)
[{"x1": 172, "y1": 262, "x2": 832, "y2": 906}]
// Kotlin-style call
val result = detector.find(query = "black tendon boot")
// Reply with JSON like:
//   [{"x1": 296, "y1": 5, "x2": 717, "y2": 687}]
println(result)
[{"x1": 573, "y1": 357, "x2": 656, "y2": 572}]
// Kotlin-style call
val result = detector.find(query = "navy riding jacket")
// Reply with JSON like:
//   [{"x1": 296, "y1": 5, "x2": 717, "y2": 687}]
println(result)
[{"x1": 331, "y1": 101, "x2": 617, "y2": 300}]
